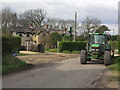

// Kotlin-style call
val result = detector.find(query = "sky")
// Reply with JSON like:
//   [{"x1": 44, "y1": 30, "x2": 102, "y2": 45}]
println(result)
[{"x1": 1, "y1": 0, "x2": 119, "y2": 35}]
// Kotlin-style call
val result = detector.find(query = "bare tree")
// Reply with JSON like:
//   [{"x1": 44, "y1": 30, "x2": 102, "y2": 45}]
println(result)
[
  {"x1": 1, "y1": 7, "x2": 17, "y2": 34},
  {"x1": 19, "y1": 9, "x2": 47, "y2": 27},
  {"x1": 46, "y1": 18, "x2": 75, "y2": 29},
  {"x1": 81, "y1": 16, "x2": 101, "y2": 33}
]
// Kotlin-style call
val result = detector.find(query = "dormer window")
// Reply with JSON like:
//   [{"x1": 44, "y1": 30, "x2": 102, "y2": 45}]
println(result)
[
  {"x1": 19, "y1": 33, "x2": 22, "y2": 37},
  {"x1": 26, "y1": 34, "x2": 29, "y2": 37}
]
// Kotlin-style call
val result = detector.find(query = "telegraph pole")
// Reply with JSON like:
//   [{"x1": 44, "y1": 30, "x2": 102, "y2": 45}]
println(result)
[
  {"x1": 73, "y1": 12, "x2": 77, "y2": 41},
  {"x1": 113, "y1": 29, "x2": 114, "y2": 35}
]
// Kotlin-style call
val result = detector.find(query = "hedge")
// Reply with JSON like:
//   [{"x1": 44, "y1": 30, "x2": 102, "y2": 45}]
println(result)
[
  {"x1": 2, "y1": 35, "x2": 21, "y2": 55},
  {"x1": 110, "y1": 41, "x2": 118, "y2": 50},
  {"x1": 118, "y1": 39, "x2": 120, "y2": 53},
  {"x1": 58, "y1": 41, "x2": 87, "y2": 52}
]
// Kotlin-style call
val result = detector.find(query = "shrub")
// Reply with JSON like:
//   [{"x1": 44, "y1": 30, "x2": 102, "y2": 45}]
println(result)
[
  {"x1": 110, "y1": 41, "x2": 118, "y2": 50},
  {"x1": 62, "y1": 35, "x2": 72, "y2": 41},
  {"x1": 58, "y1": 41, "x2": 87, "y2": 52},
  {"x1": 118, "y1": 38, "x2": 120, "y2": 53},
  {"x1": 2, "y1": 35, "x2": 21, "y2": 55},
  {"x1": 51, "y1": 32, "x2": 62, "y2": 48},
  {"x1": 1, "y1": 35, "x2": 28, "y2": 74}
]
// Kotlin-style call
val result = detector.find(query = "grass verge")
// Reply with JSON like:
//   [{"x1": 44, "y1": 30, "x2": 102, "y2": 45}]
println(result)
[
  {"x1": 2, "y1": 55, "x2": 28, "y2": 75},
  {"x1": 109, "y1": 56, "x2": 120, "y2": 73},
  {"x1": 17, "y1": 53, "x2": 28, "y2": 56},
  {"x1": 46, "y1": 49, "x2": 80, "y2": 54}
]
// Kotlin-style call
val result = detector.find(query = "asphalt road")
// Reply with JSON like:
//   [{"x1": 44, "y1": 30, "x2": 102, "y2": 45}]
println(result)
[{"x1": 3, "y1": 57, "x2": 106, "y2": 88}]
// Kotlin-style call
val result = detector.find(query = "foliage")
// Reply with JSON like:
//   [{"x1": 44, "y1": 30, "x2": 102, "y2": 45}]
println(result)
[
  {"x1": 110, "y1": 41, "x2": 118, "y2": 50},
  {"x1": 95, "y1": 25, "x2": 109, "y2": 33},
  {"x1": 2, "y1": 35, "x2": 21, "y2": 55},
  {"x1": 46, "y1": 48, "x2": 80, "y2": 54},
  {"x1": 111, "y1": 35, "x2": 118, "y2": 41},
  {"x1": 46, "y1": 48, "x2": 58, "y2": 52},
  {"x1": 2, "y1": 55, "x2": 27, "y2": 74},
  {"x1": 17, "y1": 53, "x2": 27, "y2": 56},
  {"x1": 51, "y1": 32, "x2": 62, "y2": 48},
  {"x1": 62, "y1": 35, "x2": 72, "y2": 41},
  {"x1": 62, "y1": 50, "x2": 80, "y2": 54},
  {"x1": 109, "y1": 56, "x2": 120, "y2": 73},
  {"x1": 76, "y1": 35, "x2": 86, "y2": 41},
  {"x1": 118, "y1": 37, "x2": 120, "y2": 53},
  {"x1": 58, "y1": 41, "x2": 87, "y2": 52}
]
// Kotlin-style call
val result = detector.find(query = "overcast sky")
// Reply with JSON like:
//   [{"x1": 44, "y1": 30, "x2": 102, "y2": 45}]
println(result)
[{"x1": 1, "y1": 0, "x2": 119, "y2": 34}]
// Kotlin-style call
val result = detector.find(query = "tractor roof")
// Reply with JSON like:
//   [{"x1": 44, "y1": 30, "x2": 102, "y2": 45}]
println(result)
[{"x1": 89, "y1": 33, "x2": 106, "y2": 35}]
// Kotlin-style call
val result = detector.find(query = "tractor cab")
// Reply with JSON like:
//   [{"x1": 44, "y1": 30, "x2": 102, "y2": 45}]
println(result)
[
  {"x1": 89, "y1": 33, "x2": 108, "y2": 44},
  {"x1": 87, "y1": 33, "x2": 111, "y2": 52}
]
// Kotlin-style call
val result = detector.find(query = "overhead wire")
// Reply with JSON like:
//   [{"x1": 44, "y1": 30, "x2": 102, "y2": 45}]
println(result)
[{"x1": 44, "y1": 2, "x2": 74, "y2": 17}]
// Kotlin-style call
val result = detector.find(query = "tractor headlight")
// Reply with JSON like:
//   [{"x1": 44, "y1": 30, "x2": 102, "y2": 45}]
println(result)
[
  {"x1": 96, "y1": 49, "x2": 99, "y2": 51},
  {"x1": 92, "y1": 49, "x2": 95, "y2": 51},
  {"x1": 92, "y1": 49, "x2": 99, "y2": 51}
]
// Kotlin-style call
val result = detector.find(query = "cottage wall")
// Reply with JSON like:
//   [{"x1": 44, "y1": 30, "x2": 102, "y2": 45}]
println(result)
[
  {"x1": 32, "y1": 34, "x2": 39, "y2": 44},
  {"x1": 37, "y1": 32, "x2": 51, "y2": 49}
]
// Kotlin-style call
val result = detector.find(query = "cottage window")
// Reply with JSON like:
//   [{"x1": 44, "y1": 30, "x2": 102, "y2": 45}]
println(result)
[
  {"x1": 34, "y1": 41, "x2": 36, "y2": 43},
  {"x1": 19, "y1": 33, "x2": 22, "y2": 37},
  {"x1": 26, "y1": 34, "x2": 29, "y2": 37}
]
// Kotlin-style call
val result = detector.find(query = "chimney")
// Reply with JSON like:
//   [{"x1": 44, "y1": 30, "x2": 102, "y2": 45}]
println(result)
[
  {"x1": 64, "y1": 28, "x2": 67, "y2": 33},
  {"x1": 45, "y1": 24, "x2": 48, "y2": 29},
  {"x1": 29, "y1": 23, "x2": 33, "y2": 29}
]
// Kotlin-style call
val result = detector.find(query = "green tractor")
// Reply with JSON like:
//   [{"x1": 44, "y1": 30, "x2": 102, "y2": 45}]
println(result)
[{"x1": 80, "y1": 33, "x2": 114, "y2": 66}]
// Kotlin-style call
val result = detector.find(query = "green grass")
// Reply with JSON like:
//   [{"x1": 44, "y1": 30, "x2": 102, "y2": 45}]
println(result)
[
  {"x1": 17, "y1": 53, "x2": 27, "y2": 56},
  {"x1": 46, "y1": 49, "x2": 59, "y2": 52},
  {"x1": 46, "y1": 48, "x2": 80, "y2": 54},
  {"x1": 2, "y1": 55, "x2": 28, "y2": 74},
  {"x1": 109, "y1": 56, "x2": 120, "y2": 73},
  {"x1": 62, "y1": 50, "x2": 80, "y2": 54}
]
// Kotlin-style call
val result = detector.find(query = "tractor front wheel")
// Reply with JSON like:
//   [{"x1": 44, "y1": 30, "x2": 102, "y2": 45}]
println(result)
[
  {"x1": 80, "y1": 50, "x2": 87, "y2": 64},
  {"x1": 104, "y1": 51, "x2": 111, "y2": 66}
]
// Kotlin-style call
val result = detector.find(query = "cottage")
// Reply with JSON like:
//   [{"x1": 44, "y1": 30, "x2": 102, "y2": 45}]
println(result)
[{"x1": 11, "y1": 26, "x2": 67, "y2": 51}]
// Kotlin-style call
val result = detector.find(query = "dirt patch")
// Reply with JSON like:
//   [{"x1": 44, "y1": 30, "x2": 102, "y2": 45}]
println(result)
[
  {"x1": 17, "y1": 51, "x2": 80, "y2": 65},
  {"x1": 95, "y1": 68, "x2": 119, "y2": 88},
  {"x1": 2, "y1": 51, "x2": 80, "y2": 75}
]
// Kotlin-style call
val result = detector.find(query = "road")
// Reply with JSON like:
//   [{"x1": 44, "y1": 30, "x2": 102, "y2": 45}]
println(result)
[{"x1": 3, "y1": 57, "x2": 106, "y2": 88}]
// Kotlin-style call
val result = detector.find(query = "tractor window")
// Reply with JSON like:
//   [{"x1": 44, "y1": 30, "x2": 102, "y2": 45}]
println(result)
[{"x1": 90, "y1": 35, "x2": 106, "y2": 44}]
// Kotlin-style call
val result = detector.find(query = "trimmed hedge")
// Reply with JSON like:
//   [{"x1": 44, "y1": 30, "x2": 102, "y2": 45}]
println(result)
[
  {"x1": 110, "y1": 41, "x2": 118, "y2": 50},
  {"x1": 118, "y1": 39, "x2": 120, "y2": 53},
  {"x1": 2, "y1": 35, "x2": 21, "y2": 55},
  {"x1": 58, "y1": 41, "x2": 87, "y2": 52},
  {"x1": 1, "y1": 35, "x2": 28, "y2": 74}
]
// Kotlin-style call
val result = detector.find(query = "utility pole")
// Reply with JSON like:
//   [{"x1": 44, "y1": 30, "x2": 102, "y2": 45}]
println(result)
[
  {"x1": 113, "y1": 29, "x2": 114, "y2": 35},
  {"x1": 73, "y1": 12, "x2": 77, "y2": 41}
]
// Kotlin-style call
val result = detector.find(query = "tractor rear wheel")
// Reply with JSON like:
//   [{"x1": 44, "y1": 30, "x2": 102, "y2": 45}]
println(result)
[
  {"x1": 80, "y1": 50, "x2": 87, "y2": 64},
  {"x1": 104, "y1": 51, "x2": 111, "y2": 66}
]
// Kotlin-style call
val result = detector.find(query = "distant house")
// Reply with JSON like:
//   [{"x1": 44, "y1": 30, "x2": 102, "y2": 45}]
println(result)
[{"x1": 11, "y1": 25, "x2": 67, "y2": 51}]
